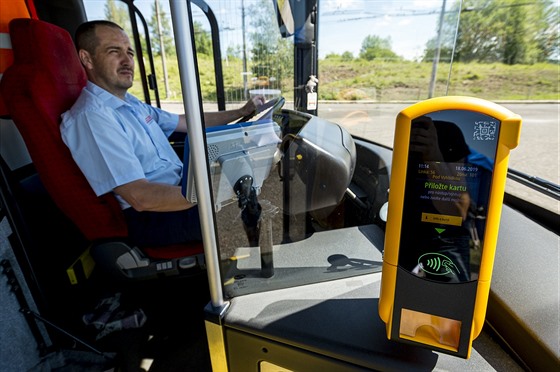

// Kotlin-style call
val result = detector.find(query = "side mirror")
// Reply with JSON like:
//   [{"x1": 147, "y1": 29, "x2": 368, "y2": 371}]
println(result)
[{"x1": 274, "y1": 0, "x2": 317, "y2": 45}]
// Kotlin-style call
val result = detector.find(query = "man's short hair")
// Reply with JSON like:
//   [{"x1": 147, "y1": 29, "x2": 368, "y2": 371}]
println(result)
[{"x1": 75, "y1": 20, "x2": 124, "y2": 54}]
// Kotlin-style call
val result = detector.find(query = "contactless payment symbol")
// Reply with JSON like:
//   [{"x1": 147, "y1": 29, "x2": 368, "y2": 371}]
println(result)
[{"x1": 418, "y1": 252, "x2": 459, "y2": 276}]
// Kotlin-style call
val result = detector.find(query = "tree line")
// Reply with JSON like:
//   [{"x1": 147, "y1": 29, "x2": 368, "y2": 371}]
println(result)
[
  {"x1": 425, "y1": 0, "x2": 558, "y2": 64},
  {"x1": 105, "y1": 0, "x2": 557, "y2": 65},
  {"x1": 104, "y1": 0, "x2": 212, "y2": 57},
  {"x1": 357, "y1": 0, "x2": 558, "y2": 65},
  {"x1": 104, "y1": 0, "x2": 558, "y2": 76}
]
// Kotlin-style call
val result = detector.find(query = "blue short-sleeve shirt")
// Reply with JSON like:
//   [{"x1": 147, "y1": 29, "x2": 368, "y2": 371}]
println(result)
[{"x1": 60, "y1": 81, "x2": 182, "y2": 209}]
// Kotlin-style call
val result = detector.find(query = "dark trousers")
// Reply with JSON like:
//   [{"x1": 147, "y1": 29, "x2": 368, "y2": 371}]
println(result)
[{"x1": 123, "y1": 206, "x2": 202, "y2": 247}]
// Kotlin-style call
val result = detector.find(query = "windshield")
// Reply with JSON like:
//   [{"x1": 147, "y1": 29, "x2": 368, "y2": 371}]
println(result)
[{"x1": 84, "y1": 0, "x2": 559, "y2": 299}]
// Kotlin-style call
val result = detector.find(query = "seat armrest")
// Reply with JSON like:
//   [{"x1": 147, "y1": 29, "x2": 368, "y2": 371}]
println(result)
[{"x1": 90, "y1": 241, "x2": 205, "y2": 281}]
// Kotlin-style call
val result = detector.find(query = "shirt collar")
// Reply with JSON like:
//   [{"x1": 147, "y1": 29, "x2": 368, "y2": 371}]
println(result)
[{"x1": 86, "y1": 81, "x2": 133, "y2": 110}]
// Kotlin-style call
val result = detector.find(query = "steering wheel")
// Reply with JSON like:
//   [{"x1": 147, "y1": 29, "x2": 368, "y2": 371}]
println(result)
[{"x1": 237, "y1": 96, "x2": 285, "y2": 123}]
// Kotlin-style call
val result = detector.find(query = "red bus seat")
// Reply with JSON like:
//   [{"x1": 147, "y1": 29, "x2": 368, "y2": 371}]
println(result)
[
  {"x1": 0, "y1": 0, "x2": 37, "y2": 117},
  {"x1": 0, "y1": 18, "x2": 204, "y2": 281}
]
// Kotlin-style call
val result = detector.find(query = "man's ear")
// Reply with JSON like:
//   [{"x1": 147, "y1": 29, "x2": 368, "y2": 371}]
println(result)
[{"x1": 78, "y1": 49, "x2": 93, "y2": 69}]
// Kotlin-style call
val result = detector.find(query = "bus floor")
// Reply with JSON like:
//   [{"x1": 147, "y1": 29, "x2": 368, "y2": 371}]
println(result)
[{"x1": 80, "y1": 270, "x2": 213, "y2": 372}]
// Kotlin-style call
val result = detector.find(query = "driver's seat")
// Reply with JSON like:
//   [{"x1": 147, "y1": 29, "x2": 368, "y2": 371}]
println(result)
[{"x1": 0, "y1": 18, "x2": 204, "y2": 281}]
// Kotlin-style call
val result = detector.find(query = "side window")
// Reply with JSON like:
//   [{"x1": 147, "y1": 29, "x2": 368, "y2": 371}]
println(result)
[{"x1": 82, "y1": 0, "x2": 161, "y2": 106}]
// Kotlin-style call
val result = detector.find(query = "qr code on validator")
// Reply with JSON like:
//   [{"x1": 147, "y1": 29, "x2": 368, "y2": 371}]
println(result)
[{"x1": 473, "y1": 121, "x2": 496, "y2": 140}]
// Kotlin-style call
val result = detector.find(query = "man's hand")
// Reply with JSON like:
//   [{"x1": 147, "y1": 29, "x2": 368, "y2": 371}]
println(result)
[
  {"x1": 239, "y1": 95, "x2": 266, "y2": 117},
  {"x1": 176, "y1": 95, "x2": 268, "y2": 130}
]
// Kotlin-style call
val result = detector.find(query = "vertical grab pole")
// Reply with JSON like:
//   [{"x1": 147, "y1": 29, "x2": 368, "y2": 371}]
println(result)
[{"x1": 168, "y1": 0, "x2": 225, "y2": 310}]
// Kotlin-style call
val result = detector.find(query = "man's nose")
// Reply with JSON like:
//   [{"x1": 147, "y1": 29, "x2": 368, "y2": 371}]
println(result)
[{"x1": 121, "y1": 54, "x2": 134, "y2": 66}]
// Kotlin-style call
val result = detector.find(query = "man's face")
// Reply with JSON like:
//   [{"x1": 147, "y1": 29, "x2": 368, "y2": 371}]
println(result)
[{"x1": 81, "y1": 25, "x2": 135, "y2": 99}]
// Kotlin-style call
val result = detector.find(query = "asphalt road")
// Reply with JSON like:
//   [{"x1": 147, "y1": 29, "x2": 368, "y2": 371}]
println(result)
[
  {"x1": 315, "y1": 102, "x2": 559, "y2": 212},
  {"x1": 164, "y1": 101, "x2": 559, "y2": 212},
  {"x1": 314, "y1": 102, "x2": 559, "y2": 184}
]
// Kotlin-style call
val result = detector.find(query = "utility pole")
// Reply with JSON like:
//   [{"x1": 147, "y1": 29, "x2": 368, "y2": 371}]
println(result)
[
  {"x1": 241, "y1": 0, "x2": 248, "y2": 100},
  {"x1": 155, "y1": 0, "x2": 171, "y2": 99},
  {"x1": 428, "y1": 0, "x2": 447, "y2": 98}
]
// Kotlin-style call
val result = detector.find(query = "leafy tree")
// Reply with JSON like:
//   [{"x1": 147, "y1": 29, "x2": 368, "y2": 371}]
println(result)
[
  {"x1": 502, "y1": 2, "x2": 524, "y2": 65},
  {"x1": 528, "y1": 0, "x2": 559, "y2": 63},
  {"x1": 103, "y1": 0, "x2": 148, "y2": 58},
  {"x1": 341, "y1": 51, "x2": 355, "y2": 61},
  {"x1": 359, "y1": 35, "x2": 401, "y2": 61},
  {"x1": 226, "y1": 45, "x2": 242, "y2": 60},
  {"x1": 193, "y1": 21, "x2": 212, "y2": 56},
  {"x1": 148, "y1": 0, "x2": 175, "y2": 57},
  {"x1": 324, "y1": 52, "x2": 354, "y2": 61},
  {"x1": 424, "y1": 0, "x2": 559, "y2": 64},
  {"x1": 421, "y1": 1, "x2": 460, "y2": 63},
  {"x1": 247, "y1": 0, "x2": 293, "y2": 88},
  {"x1": 423, "y1": 38, "x2": 455, "y2": 63},
  {"x1": 104, "y1": 0, "x2": 132, "y2": 36},
  {"x1": 147, "y1": 0, "x2": 211, "y2": 57}
]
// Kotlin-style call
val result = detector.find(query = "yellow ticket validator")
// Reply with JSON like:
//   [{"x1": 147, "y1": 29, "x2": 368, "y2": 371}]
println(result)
[{"x1": 378, "y1": 96, "x2": 521, "y2": 358}]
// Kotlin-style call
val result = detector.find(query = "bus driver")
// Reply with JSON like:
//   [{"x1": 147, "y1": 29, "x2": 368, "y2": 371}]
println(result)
[{"x1": 61, "y1": 20, "x2": 265, "y2": 248}]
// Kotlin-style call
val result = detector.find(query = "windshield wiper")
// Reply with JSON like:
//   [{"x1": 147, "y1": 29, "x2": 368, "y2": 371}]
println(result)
[{"x1": 507, "y1": 168, "x2": 560, "y2": 201}]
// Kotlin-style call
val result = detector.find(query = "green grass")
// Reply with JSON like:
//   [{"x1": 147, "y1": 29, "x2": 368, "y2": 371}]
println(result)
[{"x1": 132, "y1": 55, "x2": 559, "y2": 103}]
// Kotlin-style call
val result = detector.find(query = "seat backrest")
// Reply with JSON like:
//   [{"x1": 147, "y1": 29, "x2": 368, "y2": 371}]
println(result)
[
  {"x1": 0, "y1": 0, "x2": 37, "y2": 116},
  {"x1": 0, "y1": 18, "x2": 128, "y2": 241}
]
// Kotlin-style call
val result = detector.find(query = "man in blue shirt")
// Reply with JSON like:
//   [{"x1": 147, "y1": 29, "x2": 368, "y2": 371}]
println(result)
[{"x1": 61, "y1": 20, "x2": 264, "y2": 247}]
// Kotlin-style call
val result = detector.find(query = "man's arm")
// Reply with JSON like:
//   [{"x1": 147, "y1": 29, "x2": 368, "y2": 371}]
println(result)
[
  {"x1": 114, "y1": 179, "x2": 195, "y2": 212},
  {"x1": 116, "y1": 96, "x2": 265, "y2": 212},
  {"x1": 175, "y1": 95, "x2": 265, "y2": 132}
]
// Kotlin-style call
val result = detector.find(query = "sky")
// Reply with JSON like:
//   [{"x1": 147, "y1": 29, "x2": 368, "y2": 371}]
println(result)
[
  {"x1": 83, "y1": 0, "x2": 447, "y2": 60},
  {"x1": 318, "y1": 0, "x2": 446, "y2": 60}
]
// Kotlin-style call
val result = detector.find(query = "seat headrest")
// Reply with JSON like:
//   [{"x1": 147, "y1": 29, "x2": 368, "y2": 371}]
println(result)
[{"x1": 9, "y1": 18, "x2": 87, "y2": 118}]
